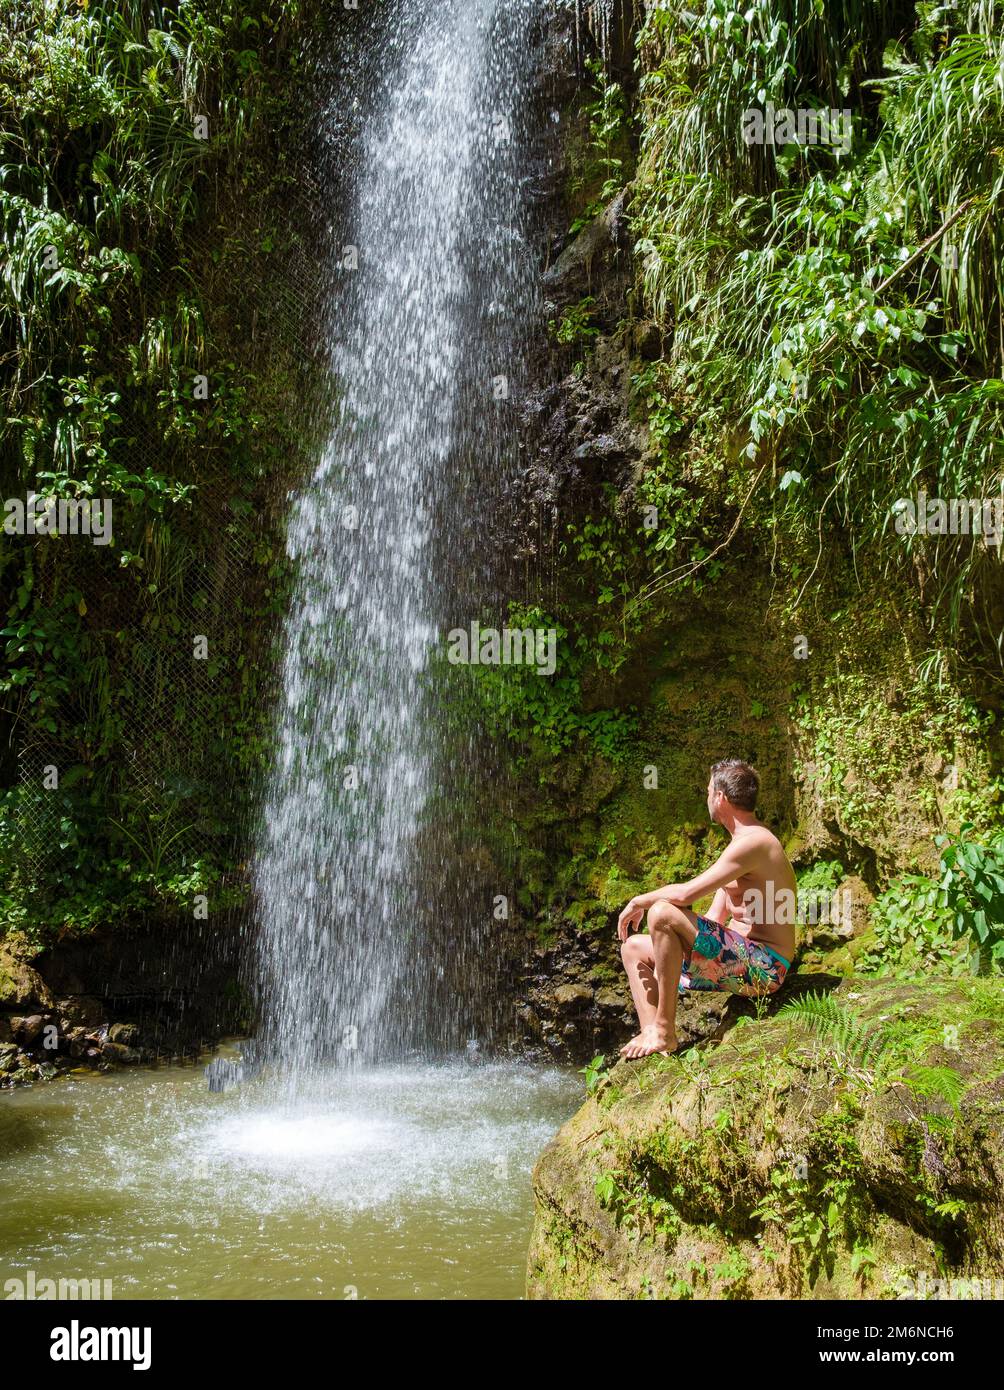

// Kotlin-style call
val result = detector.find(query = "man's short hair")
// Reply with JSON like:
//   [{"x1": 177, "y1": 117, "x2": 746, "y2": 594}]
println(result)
[{"x1": 710, "y1": 758, "x2": 759, "y2": 811}]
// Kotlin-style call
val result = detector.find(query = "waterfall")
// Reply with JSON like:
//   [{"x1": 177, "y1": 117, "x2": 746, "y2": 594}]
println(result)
[{"x1": 255, "y1": 0, "x2": 542, "y2": 1075}]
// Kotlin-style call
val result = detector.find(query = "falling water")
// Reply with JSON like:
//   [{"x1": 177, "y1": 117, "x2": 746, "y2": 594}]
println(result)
[{"x1": 256, "y1": 0, "x2": 543, "y2": 1074}]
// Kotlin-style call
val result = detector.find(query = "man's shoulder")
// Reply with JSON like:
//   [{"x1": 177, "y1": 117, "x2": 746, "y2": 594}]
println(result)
[
  {"x1": 735, "y1": 822, "x2": 780, "y2": 849},
  {"x1": 736, "y1": 823, "x2": 790, "y2": 864}
]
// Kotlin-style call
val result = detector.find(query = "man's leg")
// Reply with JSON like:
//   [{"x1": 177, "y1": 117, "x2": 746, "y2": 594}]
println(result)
[
  {"x1": 621, "y1": 903, "x2": 699, "y2": 1058},
  {"x1": 620, "y1": 933, "x2": 658, "y2": 1033}
]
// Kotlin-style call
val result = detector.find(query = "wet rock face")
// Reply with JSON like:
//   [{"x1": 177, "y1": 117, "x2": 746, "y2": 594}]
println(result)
[
  {"x1": 517, "y1": 915, "x2": 734, "y2": 1064},
  {"x1": 511, "y1": 323, "x2": 650, "y2": 578},
  {"x1": 527, "y1": 977, "x2": 1004, "y2": 1300},
  {"x1": 0, "y1": 918, "x2": 249, "y2": 1089}
]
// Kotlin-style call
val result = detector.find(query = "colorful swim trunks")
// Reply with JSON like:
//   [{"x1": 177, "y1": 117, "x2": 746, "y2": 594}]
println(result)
[{"x1": 678, "y1": 916, "x2": 790, "y2": 997}]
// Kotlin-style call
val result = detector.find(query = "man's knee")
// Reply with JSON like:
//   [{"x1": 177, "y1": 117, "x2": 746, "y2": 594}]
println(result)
[
  {"x1": 621, "y1": 934, "x2": 651, "y2": 964},
  {"x1": 648, "y1": 901, "x2": 691, "y2": 935}
]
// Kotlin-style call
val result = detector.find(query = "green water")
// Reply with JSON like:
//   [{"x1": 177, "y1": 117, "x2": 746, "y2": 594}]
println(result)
[{"x1": 0, "y1": 1049, "x2": 579, "y2": 1300}]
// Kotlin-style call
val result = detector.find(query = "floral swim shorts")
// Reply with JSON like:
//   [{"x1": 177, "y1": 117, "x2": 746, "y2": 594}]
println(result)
[{"x1": 678, "y1": 916, "x2": 790, "y2": 997}]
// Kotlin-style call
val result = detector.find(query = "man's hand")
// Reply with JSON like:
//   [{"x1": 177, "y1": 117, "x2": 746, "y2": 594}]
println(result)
[
  {"x1": 618, "y1": 884, "x2": 695, "y2": 940},
  {"x1": 617, "y1": 897, "x2": 647, "y2": 942}
]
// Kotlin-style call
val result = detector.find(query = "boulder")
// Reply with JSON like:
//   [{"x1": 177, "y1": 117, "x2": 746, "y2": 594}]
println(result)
[
  {"x1": 0, "y1": 936, "x2": 53, "y2": 1011},
  {"x1": 57, "y1": 996, "x2": 105, "y2": 1029},
  {"x1": 553, "y1": 983, "x2": 594, "y2": 1010},
  {"x1": 527, "y1": 976, "x2": 1004, "y2": 1299},
  {"x1": 11, "y1": 1014, "x2": 45, "y2": 1046},
  {"x1": 542, "y1": 188, "x2": 628, "y2": 293}
]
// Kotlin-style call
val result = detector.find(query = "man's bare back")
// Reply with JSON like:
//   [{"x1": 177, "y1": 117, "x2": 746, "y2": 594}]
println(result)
[
  {"x1": 706, "y1": 822, "x2": 797, "y2": 963},
  {"x1": 614, "y1": 759, "x2": 796, "y2": 1060}
]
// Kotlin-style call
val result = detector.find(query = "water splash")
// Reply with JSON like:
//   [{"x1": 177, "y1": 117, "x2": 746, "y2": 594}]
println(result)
[{"x1": 255, "y1": 0, "x2": 542, "y2": 1076}]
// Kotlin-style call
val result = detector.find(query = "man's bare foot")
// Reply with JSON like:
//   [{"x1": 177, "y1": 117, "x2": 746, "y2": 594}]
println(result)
[{"x1": 619, "y1": 1024, "x2": 678, "y2": 1059}]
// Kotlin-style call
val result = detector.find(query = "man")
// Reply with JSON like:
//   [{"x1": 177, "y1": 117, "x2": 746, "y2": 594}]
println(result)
[{"x1": 617, "y1": 758, "x2": 796, "y2": 1059}]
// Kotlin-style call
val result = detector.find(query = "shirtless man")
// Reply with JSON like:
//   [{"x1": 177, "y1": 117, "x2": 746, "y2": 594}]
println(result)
[{"x1": 616, "y1": 758, "x2": 796, "y2": 1059}]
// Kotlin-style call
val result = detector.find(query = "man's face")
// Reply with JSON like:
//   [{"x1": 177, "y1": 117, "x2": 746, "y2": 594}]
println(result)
[{"x1": 707, "y1": 778, "x2": 719, "y2": 824}]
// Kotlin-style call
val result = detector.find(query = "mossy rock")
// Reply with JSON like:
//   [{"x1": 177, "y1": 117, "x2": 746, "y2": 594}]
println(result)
[
  {"x1": 0, "y1": 935, "x2": 52, "y2": 1011},
  {"x1": 527, "y1": 976, "x2": 1004, "y2": 1299}
]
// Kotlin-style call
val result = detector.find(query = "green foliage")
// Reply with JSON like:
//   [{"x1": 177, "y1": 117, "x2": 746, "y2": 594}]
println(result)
[
  {"x1": 797, "y1": 859, "x2": 844, "y2": 894},
  {"x1": 580, "y1": 1053, "x2": 609, "y2": 1094},
  {"x1": 863, "y1": 825, "x2": 1004, "y2": 975},
  {"x1": 777, "y1": 989, "x2": 967, "y2": 1114},
  {"x1": 594, "y1": 1165, "x2": 681, "y2": 1242},
  {"x1": 631, "y1": 0, "x2": 1004, "y2": 651},
  {"x1": 778, "y1": 990, "x2": 892, "y2": 1069},
  {"x1": 936, "y1": 823, "x2": 1004, "y2": 962},
  {"x1": 568, "y1": 57, "x2": 633, "y2": 234},
  {"x1": 549, "y1": 295, "x2": 600, "y2": 351},
  {"x1": 754, "y1": 1098, "x2": 872, "y2": 1286},
  {"x1": 0, "y1": 0, "x2": 317, "y2": 936},
  {"x1": 465, "y1": 603, "x2": 638, "y2": 764},
  {"x1": 792, "y1": 668, "x2": 991, "y2": 846},
  {"x1": 863, "y1": 870, "x2": 963, "y2": 975}
]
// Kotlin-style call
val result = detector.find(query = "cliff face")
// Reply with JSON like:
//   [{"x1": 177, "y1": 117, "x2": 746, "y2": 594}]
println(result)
[
  {"x1": 1, "y1": 920, "x2": 248, "y2": 1086},
  {"x1": 506, "y1": 0, "x2": 1003, "y2": 1063},
  {"x1": 527, "y1": 977, "x2": 1004, "y2": 1299}
]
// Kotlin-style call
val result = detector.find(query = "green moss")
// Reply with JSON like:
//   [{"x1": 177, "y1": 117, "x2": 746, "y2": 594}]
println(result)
[{"x1": 529, "y1": 978, "x2": 1004, "y2": 1299}]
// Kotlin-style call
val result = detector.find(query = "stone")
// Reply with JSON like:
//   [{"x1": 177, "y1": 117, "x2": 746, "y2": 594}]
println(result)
[
  {"x1": 12, "y1": 1014, "x2": 45, "y2": 1045},
  {"x1": 542, "y1": 189, "x2": 627, "y2": 292},
  {"x1": 527, "y1": 977, "x2": 1004, "y2": 1299},
  {"x1": 552, "y1": 983, "x2": 593, "y2": 1009},
  {"x1": 0, "y1": 936, "x2": 53, "y2": 1011},
  {"x1": 57, "y1": 996, "x2": 105, "y2": 1029},
  {"x1": 107, "y1": 1022, "x2": 139, "y2": 1045},
  {"x1": 808, "y1": 921, "x2": 855, "y2": 949}
]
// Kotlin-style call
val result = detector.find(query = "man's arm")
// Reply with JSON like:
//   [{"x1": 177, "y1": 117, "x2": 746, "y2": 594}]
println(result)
[
  {"x1": 617, "y1": 841, "x2": 752, "y2": 939},
  {"x1": 639, "y1": 840, "x2": 750, "y2": 909}
]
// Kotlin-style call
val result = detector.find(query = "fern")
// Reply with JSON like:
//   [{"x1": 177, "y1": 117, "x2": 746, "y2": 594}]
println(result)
[
  {"x1": 777, "y1": 991, "x2": 892, "y2": 1070},
  {"x1": 896, "y1": 1065, "x2": 966, "y2": 1112},
  {"x1": 778, "y1": 993, "x2": 968, "y2": 1113}
]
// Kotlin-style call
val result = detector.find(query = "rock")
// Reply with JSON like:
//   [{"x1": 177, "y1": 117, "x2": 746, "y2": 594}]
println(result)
[
  {"x1": 57, "y1": 996, "x2": 105, "y2": 1029},
  {"x1": 808, "y1": 921, "x2": 855, "y2": 950},
  {"x1": 595, "y1": 987, "x2": 630, "y2": 1011},
  {"x1": 11, "y1": 1014, "x2": 45, "y2": 1045},
  {"x1": 101, "y1": 1041, "x2": 140, "y2": 1064},
  {"x1": 632, "y1": 319, "x2": 663, "y2": 360},
  {"x1": 527, "y1": 977, "x2": 1004, "y2": 1299},
  {"x1": 0, "y1": 936, "x2": 53, "y2": 1011},
  {"x1": 515, "y1": 1005, "x2": 543, "y2": 1038},
  {"x1": 107, "y1": 1022, "x2": 139, "y2": 1045},
  {"x1": 553, "y1": 983, "x2": 594, "y2": 1009},
  {"x1": 542, "y1": 189, "x2": 628, "y2": 292}
]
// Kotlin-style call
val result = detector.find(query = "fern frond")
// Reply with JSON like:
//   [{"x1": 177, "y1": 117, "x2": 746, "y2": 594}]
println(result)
[{"x1": 899, "y1": 1065, "x2": 967, "y2": 1112}]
